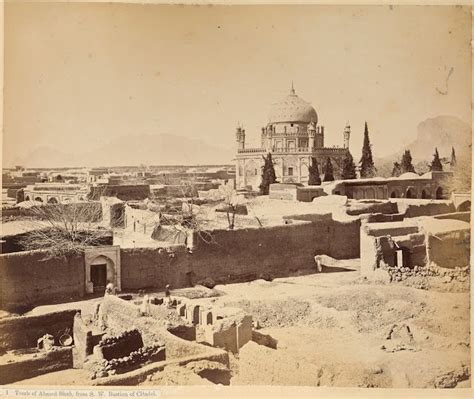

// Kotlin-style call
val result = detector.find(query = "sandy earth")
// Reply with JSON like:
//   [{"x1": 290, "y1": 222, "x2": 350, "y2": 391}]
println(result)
[
  {"x1": 10, "y1": 259, "x2": 471, "y2": 388},
  {"x1": 209, "y1": 265, "x2": 470, "y2": 388}
]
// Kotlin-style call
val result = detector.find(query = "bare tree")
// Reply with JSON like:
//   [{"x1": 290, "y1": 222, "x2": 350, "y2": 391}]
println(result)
[
  {"x1": 152, "y1": 177, "x2": 215, "y2": 245},
  {"x1": 19, "y1": 200, "x2": 110, "y2": 259}
]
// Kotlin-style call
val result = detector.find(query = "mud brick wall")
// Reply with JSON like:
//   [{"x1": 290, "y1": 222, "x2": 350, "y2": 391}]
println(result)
[
  {"x1": 399, "y1": 201, "x2": 455, "y2": 218},
  {"x1": 0, "y1": 347, "x2": 73, "y2": 384},
  {"x1": 0, "y1": 309, "x2": 78, "y2": 350},
  {"x1": 121, "y1": 218, "x2": 361, "y2": 292},
  {"x1": 427, "y1": 229, "x2": 471, "y2": 269},
  {"x1": 0, "y1": 251, "x2": 85, "y2": 311}
]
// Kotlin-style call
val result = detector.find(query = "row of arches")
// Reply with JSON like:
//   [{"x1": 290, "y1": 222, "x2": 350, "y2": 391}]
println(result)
[
  {"x1": 23, "y1": 196, "x2": 85, "y2": 204},
  {"x1": 390, "y1": 187, "x2": 444, "y2": 200}
]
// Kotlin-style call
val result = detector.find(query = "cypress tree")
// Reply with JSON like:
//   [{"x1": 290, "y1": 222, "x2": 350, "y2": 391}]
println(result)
[
  {"x1": 259, "y1": 152, "x2": 277, "y2": 195},
  {"x1": 392, "y1": 161, "x2": 402, "y2": 177},
  {"x1": 450, "y1": 147, "x2": 457, "y2": 168},
  {"x1": 323, "y1": 158, "x2": 334, "y2": 182},
  {"x1": 359, "y1": 122, "x2": 376, "y2": 178},
  {"x1": 430, "y1": 148, "x2": 443, "y2": 171},
  {"x1": 341, "y1": 151, "x2": 357, "y2": 180},
  {"x1": 400, "y1": 150, "x2": 416, "y2": 174},
  {"x1": 308, "y1": 157, "x2": 321, "y2": 185}
]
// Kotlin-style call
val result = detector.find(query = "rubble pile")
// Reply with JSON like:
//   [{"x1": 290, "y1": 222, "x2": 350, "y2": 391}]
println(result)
[
  {"x1": 92, "y1": 344, "x2": 165, "y2": 379},
  {"x1": 386, "y1": 265, "x2": 469, "y2": 284}
]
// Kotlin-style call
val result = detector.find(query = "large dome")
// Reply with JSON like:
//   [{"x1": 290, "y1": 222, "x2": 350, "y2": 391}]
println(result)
[{"x1": 268, "y1": 85, "x2": 318, "y2": 124}]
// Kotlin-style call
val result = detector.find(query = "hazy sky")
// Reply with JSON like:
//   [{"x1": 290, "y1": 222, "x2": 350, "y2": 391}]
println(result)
[{"x1": 3, "y1": 3, "x2": 472, "y2": 167}]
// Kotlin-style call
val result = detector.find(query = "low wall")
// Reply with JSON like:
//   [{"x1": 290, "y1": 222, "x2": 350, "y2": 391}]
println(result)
[
  {"x1": 396, "y1": 200, "x2": 455, "y2": 218},
  {"x1": 0, "y1": 347, "x2": 73, "y2": 384},
  {"x1": 434, "y1": 212, "x2": 470, "y2": 223},
  {"x1": 121, "y1": 217, "x2": 360, "y2": 292},
  {"x1": 0, "y1": 251, "x2": 85, "y2": 311},
  {"x1": 0, "y1": 309, "x2": 78, "y2": 350}
]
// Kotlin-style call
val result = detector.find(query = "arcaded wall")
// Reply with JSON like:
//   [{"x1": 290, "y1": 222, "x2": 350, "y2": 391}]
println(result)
[{"x1": 0, "y1": 251, "x2": 85, "y2": 311}]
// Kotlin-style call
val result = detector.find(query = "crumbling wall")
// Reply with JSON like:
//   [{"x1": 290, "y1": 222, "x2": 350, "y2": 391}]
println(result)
[
  {"x1": 427, "y1": 229, "x2": 470, "y2": 269},
  {"x1": 397, "y1": 201, "x2": 455, "y2": 218},
  {"x1": 0, "y1": 347, "x2": 73, "y2": 384},
  {"x1": 0, "y1": 309, "x2": 78, "y2": 350},
  {"x1": 0, "y1": 251, "x2": 85, "y2": 311}
]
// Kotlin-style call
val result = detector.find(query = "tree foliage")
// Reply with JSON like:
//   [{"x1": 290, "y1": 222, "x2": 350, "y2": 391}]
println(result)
[
  {"x1": 391, "y1": 161, "x2": 402, "y2": 177},
  {"x1": 308, "y1": 157, "x2": 321, "y2": 185},
  {"x1": 341, "y1": 151, "x2": 357, "y2": 180},
  {"x1": 450, "y1": 147, "x2": 457, "y2": 168},
  {"x1": 359, "y1": 122, "x2": 376, "y2": 178},
  {"x1": 323, "y1": 158, "x2": 335, "y2": 182},
  {"x1": 259, "y1": 152, "x2": 277, "y2": 195},
  {"x1": 430, "y1": 147, "x2": 443, "y2": 171},
  {"x1": 400, "y1": 150, "x2": 416, "y2": 174}
]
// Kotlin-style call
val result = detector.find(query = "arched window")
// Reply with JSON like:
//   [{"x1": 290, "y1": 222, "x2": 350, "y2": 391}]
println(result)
[
  {"x1": 390, "y1": 192, "x2": 397, "y2": 198},
  {"x1": 421, "y1": 189, "x2": 430, "y2": 199},
  {"x1": 48, "y1": 197, "x2": 58, "y2": 204},
  {"x1": 34, "y1": 197, "x2": 43, "y2": 202}
]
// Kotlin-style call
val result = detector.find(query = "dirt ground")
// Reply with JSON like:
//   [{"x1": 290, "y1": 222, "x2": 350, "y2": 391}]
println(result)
[
  {"x1": 11, "y1": 259, "x2": 470, "y2": 388},
  {"x1": 206, "y1": 261, "x2": 471, "y2": 388}
]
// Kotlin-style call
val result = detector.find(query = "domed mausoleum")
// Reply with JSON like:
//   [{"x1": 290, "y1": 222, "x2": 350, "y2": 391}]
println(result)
[{"x1": 235, "y1": 84, "x2": 351, "y2": 190}]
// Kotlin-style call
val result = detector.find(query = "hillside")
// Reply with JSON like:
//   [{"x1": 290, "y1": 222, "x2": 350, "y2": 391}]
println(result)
[
  {"x1": 8, "y1": 134, "x2": 235, "y2": 168},
  {"x1": 375, "y1": 115, "x2": 471, "y2": 177}
]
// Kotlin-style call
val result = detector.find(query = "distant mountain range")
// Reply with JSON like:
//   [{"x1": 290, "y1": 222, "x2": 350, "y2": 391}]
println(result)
[
  {"x1": 7, "y1": 134, "x2": 235, "y2": 168},
  {"x1": 5, "y1": 115, "x2": 471, "y2": 171},
  {"x1": 375, "y1": 115, "x2": 472, "y2": 177}
]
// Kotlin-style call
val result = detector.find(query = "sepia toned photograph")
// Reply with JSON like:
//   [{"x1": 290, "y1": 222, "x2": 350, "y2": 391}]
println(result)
[{"x1": 0, "y1": 0, "x2": 472, "y2": 395}]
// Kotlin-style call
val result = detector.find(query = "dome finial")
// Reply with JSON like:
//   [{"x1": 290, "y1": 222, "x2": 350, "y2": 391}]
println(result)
[{"x1": 290, "y1": 80, "x2": 295, "y2": 95}]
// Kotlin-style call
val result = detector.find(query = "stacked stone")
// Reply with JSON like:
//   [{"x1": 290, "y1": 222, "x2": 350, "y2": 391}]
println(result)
[
  {"x1": 386, "y1": 265, "x2": 469, "y2": 283},
  {"x1": 92, "y1": 344, "x2": 165, "y2": 379}
]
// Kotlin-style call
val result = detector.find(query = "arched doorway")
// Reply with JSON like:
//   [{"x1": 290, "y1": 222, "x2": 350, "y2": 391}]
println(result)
[
  {"x1": 435, "y1": 187, "x2": 444, "y2": 199},
  {"x1": 390, "y1": 191, "x2": 398, "y2": 198},
  {"x1": 89, "y1": 255, "x2": 116, "y2": 293},
  {"x1": 406, "y1": 188, "x2": 416, "y2": 199},
  {"x1": 458, "y1": 200, "x2": 471, "y2": 212},
  {"x1": 48, "y1": 197, "x2": 58, "y2": 204},
  {"x1": 421, "y1": 189, "x2": 430, "y2": 199},
  {"x1": 25, "y1": 196, "x2": 30, "y2": 201}
]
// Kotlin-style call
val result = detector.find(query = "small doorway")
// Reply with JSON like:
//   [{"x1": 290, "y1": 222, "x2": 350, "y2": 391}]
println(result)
[
  {"x1": 91, "y1": 264, "x2": 107, "y2": 293},
  {"x1": 436, "y1": 187, "x2": 444, "y2": 199}
]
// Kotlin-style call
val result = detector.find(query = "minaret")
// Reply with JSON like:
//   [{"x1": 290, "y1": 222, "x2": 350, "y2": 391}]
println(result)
[
  {"x1": 343, "y1": 123, "x2": 351, "y2": 149},
  {"x1": 307, "y1": 119, "x2": 317, "y2": 149},
  {"x1": 315, "y1": 126, "x2": 324, "y2": 148},
  {"x1": 235, "y1": 124, "x2": 245, "y2": 151}
]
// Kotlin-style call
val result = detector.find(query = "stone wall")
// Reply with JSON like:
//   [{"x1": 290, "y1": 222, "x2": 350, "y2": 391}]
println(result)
[
  {"x1": 0, "y1": 309, "x2": 78, "y2": 350},
  {"x1": 0, "y1": 251, "x2": 85, "y2": 311}
]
